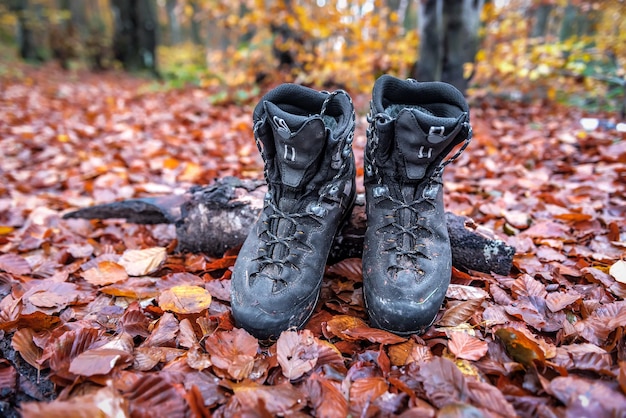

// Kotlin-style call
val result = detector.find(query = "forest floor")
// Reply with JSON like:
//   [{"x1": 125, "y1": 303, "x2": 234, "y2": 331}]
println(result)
[{"x1": 0, "y1": 59, "x2": 625, "y2": 417}]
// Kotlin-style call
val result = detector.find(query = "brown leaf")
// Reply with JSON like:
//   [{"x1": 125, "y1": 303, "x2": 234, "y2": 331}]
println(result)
[
  {"x1": 186, "y1": 344, "x2": 212, "y2": 371},
  {"x1": 69, "y1": 348, "x2": 132, "y2": 376},
  {"x1": 466, "y1": 379, "x2": 517, "y2": 417},
  {"x1": 231, "y1": 380, "x2": 305, "y2": 415},
  {"x1": 306, "y1": 373, "x2": 348, "y2": 418},
  {"x1": 21, "y1": 281, "x2": 92, "y2": 315},
  {"x1": 124, "y1": 373, "x2": 187, "y2": 418},
  {"x1": 574, "y1": 301, "x2": 626, "y2": 345},
  {"x1": 553, "y1": 343, "x2": 613, "y2": 375},
  {"x1": 545, "y1": 290, "x2": 581, "y2": 312},
  {"x1": 20, "y1": 382, "x2": 128, "y2": 418},
  {"x1": 205, "y1": 328, "x2": 258, "y2": 380},
  {"x1": 141, "y1": 312, "x2": 179, "y2": 348},
  {"x1": 438, "y1": 299, "x2": 483, "y2": 327},
  {"x1": 349, "y1": 377, "x2": 388, "y2": 412},
  {"x1": 511, "y1": 274, "x2": 547, "y2": 299},
  {"x1": 118, "y1": 246, "x2": 166, "y2": 276},
  {"x1": 448, "y1": 332, "x2": 488, "y2": 361},
  {"x1": 0, "y1": 253, "x2": 31, "y2": 275},
  {"x1": 11, "y1": 328, "x2": 43, "y2": 370},
  {"x1": 100, "y1": 276, "x2": 159, "y2": 299},
  {"x1": 324, "y1": 315, "x2": 368, "y2": 341},
  {"x1": 342, "y1": 326, "x2": 407, "y2": 344},
  {"x1": 158, "y1": 285, "x2": 212, "y2": 314},
  {"x1": 388, "y1": 339, "x2": 432, "y2": 366},
  {"x1": 418, "y1": 357, "x2": 468, "y2": 408},
  {"x1": 326, "y1": 258, "x2": 363, "y2": 281},
  {"x1": 81, "y1": 260, "x2": 128, "y2": 285},
  {"x1": 276, "y1": 329, "x2": 319, "y2": 380},
  {"x1": 47, "y1": 326, "x2": 101, "y2": 384},
  {"x1": 549, "y1": 376, "x2": 626, "y2": 416},
  {"x1": 177, "y1": 318, "x2": 199, "y2": 349},
  {"x1": 119, "y1": 302, "x2": 150, "y2": 337}
]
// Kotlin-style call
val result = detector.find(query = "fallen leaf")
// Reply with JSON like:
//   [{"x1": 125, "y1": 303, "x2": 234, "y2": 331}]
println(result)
[
  {"x1": 0, "y1": 253, "x2": 31, "y2": 275},
  {"x1": 69, "y1": 348, "x2": 132, "y2": 376},
  {"x1": 438, "y1": 299, "x2": 483, "y2": 327},
  {"x1": 11, "y1": 328, "x2": 43, "y2": 370},
  {"x1": 324, "y1": 315, "x2": 368, "y2": 341},
  {"x1": 118, "y1": 246, "x2": 167, "y2": 276},
  {"x1": 82, "y1": 260, "x2": 128, "y2": 285},
  {"x1": 276, "y1": 329, "x2": 319, "y2": 380},
  {"x1": 205, "y1": 328, "x2": 258, "y2": 380},
  {"x1": 231, "y1": 380, "x2": 305, "y2": 414},
  {"x1": 306, "y1": 373, "x2": 348, "y2": 418},
  {"x1": 609, "y1": 259, "x2": 626, "y2": 284},
  {"x1": 158, "y1": 285, "x2": 212, "y2": 314},
  {"x1": 448, "y1": 331, "x2": 489, "y2": 361},
  {"x1": 495, "y1": 327, "x2": 545, "y2": 367}
]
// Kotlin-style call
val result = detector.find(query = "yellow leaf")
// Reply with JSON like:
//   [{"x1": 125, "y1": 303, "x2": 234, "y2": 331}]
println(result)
[
  {"x1": 118, "y1": 247, "x2": 167, "y2": 276},
  {"x1": 158, "y1": 285, "x2": 212, "y2": 314},
  {"x1": 0, "y1": 226, "x2": 14, "y2": 235}
]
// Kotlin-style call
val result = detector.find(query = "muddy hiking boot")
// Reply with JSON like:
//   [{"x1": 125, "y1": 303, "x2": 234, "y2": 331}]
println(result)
[
  {"x1": 231, "y1": 84, "x2": 356, "y2": 340},
  {"x1": 363, "y1": 75, "x2": 472, "y2": 335}
]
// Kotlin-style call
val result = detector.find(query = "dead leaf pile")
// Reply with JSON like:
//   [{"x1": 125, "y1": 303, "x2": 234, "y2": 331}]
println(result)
[{"x1": 0, "y1": 63, "x2": 625, "y2": 417}]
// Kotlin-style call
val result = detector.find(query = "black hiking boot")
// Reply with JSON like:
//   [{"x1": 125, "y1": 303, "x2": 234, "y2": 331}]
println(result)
[
  {"x1": 363, "y1": 75, "x2": 472, "y2": 335},
  {"x1": 231, "y1": 84, "x2": 356, "y2": 340}
]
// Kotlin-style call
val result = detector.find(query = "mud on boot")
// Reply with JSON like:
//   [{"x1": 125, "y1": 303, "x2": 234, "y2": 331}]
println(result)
[
  {"x1": 363, "y1": 75, "x2": 472, "y2": 335},
  {"x1": 231, "y1": 84, "x2": 356, "y2": 341}
]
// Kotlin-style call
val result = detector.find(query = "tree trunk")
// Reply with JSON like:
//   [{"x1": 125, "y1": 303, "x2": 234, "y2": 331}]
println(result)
[
  {"x1": 414, "y1": 0, "x2": 483, "y2": 95},
  {"x1": 63, "y1": 178, "x2": 516, "y2": 276},
  {"x1": 165, "y1": 0, "x2": 182, "y2": 44},
  {"x1": 13, "y1": 0, "x2": 47, "y2": 62},
  {"x1": 111, "y1": 0, "x2": 158, "y2": 74}
]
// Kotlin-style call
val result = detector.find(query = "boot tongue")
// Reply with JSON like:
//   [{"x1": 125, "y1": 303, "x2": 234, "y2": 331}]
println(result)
[
  {"x1": 264, "y1": 102, "x2": 327, "y2": 188},
  {"x1": 394, "y1": 108, "x2": 463, "y2": 181}
]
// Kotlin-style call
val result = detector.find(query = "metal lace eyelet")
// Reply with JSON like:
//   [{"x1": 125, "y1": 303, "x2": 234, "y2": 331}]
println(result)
[
  {"x1": 329, "y1": 185, "x2": 339, "y2": 195},
  {"x1": 365, "y1": 164, "x2": 373, "y2": 177},
  {"x1": 309, "y1": 204, "x2": 327, "y2": 217},
  {"x1": 373, "y1": 185, "x2": 389, "y2": 198},
  {"x1": 264, "y1": 192, "x2": 272, "y2": 200}
]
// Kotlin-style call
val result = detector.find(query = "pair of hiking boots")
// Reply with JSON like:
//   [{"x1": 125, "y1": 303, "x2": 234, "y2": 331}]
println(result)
[{"x1": 231, "y1": 75, "x2": 472, "y2": 340}]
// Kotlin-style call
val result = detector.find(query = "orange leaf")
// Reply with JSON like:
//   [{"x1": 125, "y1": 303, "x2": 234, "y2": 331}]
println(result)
[
  {"x1": 495, "y1": 327, "x2": 545, "y2": 367},
  {"x1": 448, "y1": 331, "x2": 489, "y2": 361},
  {"x1": 82, "y1": 261, "x2": 128, "y2": 285},
  {"x1": 324, "y1": 315, "x2": 368, "y2": 341},
  {"x1": 11, "y1": 328, "x2": 43, "y2": 370}
]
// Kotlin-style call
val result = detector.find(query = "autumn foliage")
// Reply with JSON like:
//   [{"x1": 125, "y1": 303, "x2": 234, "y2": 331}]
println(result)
[{"x1": 0, "y1": 49, "x2": 625, "y2": 416}]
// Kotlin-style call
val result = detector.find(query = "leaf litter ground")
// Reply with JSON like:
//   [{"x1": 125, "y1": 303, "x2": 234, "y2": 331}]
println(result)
[{"x1": 0, "y1": 63, "x2": 625, "y2": 417}]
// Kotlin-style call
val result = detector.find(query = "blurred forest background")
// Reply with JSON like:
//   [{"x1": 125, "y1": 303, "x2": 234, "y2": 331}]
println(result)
[{"x1": 0, "y1": 0, "x2": 624, "y2": 112}]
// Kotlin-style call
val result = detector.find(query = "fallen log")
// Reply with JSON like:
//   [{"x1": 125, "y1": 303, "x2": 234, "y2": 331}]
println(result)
[{"x1": 63, "y1": 177, "x2": 515, "y2": 275}]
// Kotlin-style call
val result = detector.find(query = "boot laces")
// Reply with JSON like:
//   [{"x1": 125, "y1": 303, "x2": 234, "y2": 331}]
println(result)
[
  {"x1": 367, "y1": 110, "x2": 472, "y2": 273},
  {"x1": 252, "y1": 91, "x2": 356, "y2": 280}
]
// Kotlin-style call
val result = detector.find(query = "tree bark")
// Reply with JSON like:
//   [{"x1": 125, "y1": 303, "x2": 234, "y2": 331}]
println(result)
[
  {"x1": 111, "y1": 0, "x2": 158, "y2": 74},
  {"x1": 414, "y1": 0, "x2": 483, "y2": 95},
  {"x1": 63, "y1": 178, "x2": 515, "y2": 275}
]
